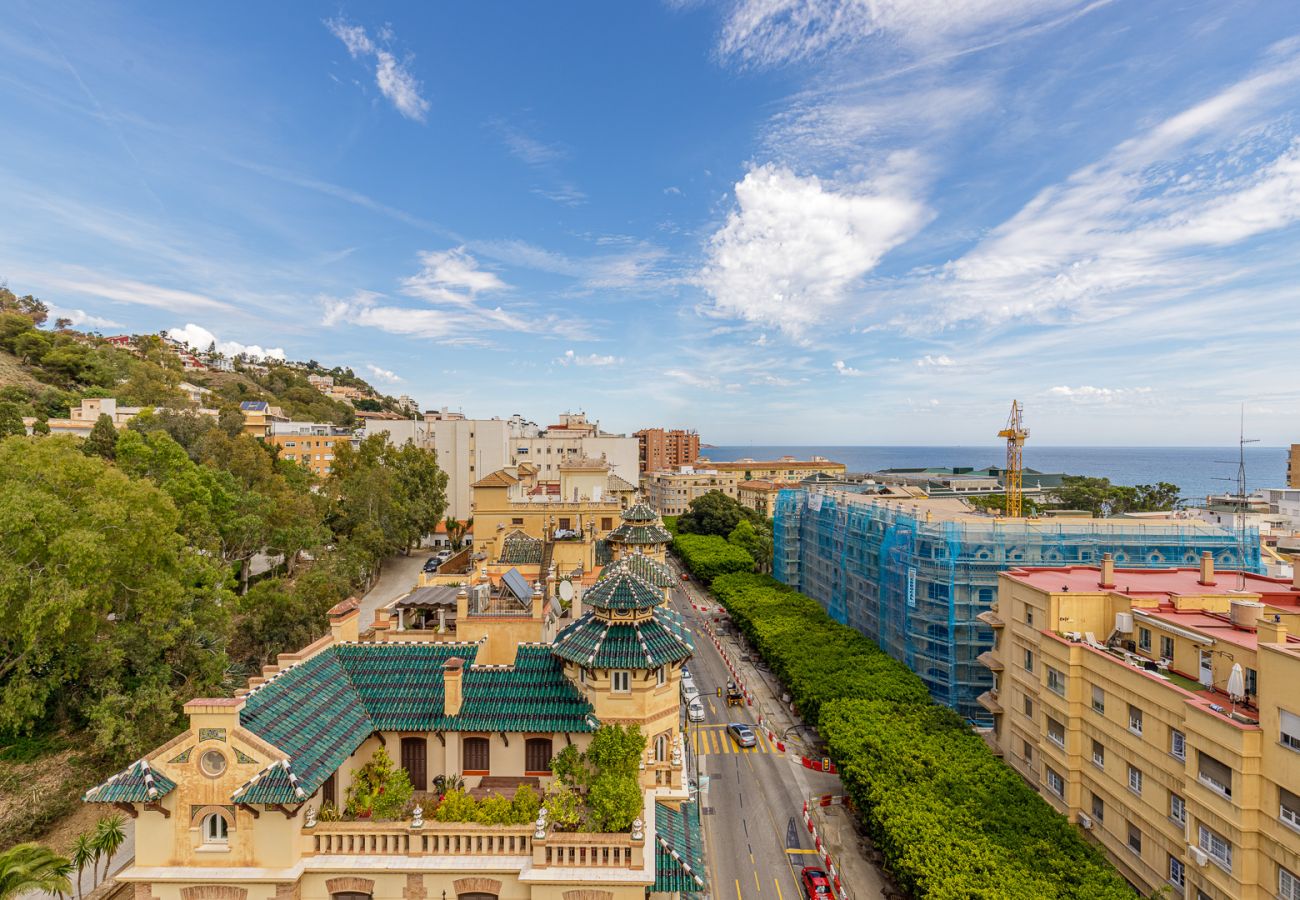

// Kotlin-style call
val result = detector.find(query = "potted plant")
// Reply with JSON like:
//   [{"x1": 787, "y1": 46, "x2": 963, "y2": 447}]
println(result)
[{"x1": 344, "y1": 747, "x2": 414, "y2": 820}]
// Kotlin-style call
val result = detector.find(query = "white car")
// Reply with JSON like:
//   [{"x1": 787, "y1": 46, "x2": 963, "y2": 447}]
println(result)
[
  {"x1": 681, "y1": 682, "x2": 700, "y2": 703},
  {"x1": 680, "y1": 669, "x2": 696, "y2": 691},
  {"x1": 687, "y1": 698, "x2": 705, "y2": 722}
]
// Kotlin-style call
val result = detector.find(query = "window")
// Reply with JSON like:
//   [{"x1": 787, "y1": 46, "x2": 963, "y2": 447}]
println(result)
[
  {"x1": 400, "y1": 736, "x2": 428, "y2": 791},
  {"x1": 1138, "y1": 627, "x2": 1152, "y2": 652},
  {"x1": 1045, "y1": 767, "x2": 1064, "y2": 798},
  {"x1": 463, "y1": 737, "x2": 490, "y2": 774},
  {"x1": 322, "y1": 773, "x2": 336, "y2": 808},
  {"x1": 1022, "y1": 740, "x2": 1033, "y2": 764},
  {"x1": 1091, "y1": 739, "x2": 1105, "y2": 768},
  {"x1": 1025, "y1": 607, "x2": 1034, "y2": 627},
  {"x1": 1283, "y1": 709, "x2": 1300, "y2": 751},
  {"x1": 1168, "y1": 856, "x2": 1185, "y2": 889},
  {"x1": 1160, "y1": 635, "x2": 1174, "y2": 660},
  {"x1": 1023, "y1": 648, "x2": 1035, "y2": 673},
  {"x1": 1197, "y1": 751, "x2": 1232, "y2": 798},
  {"x1": 1046, "y1": 667, "x2": 1066, "y2": 696},
  {"x1": 1022, "y1": 695, "x2": 1034, "y2": 719},
  {"x1": 656, "y1": 666, "x2": 666, "y2": 687},
  {"x1": 1128, "y1": 764, "x2": 1143, "y2": 795},
  {"x1": 511, "y1": 517, "x2": 524, "y2": 526},
  {"x1": 201, "y1": 812, "x2": 228, "y2": 844},
  {"x1": 1091, "y1": 792, "x2": 1104, "y2": 823},
  {"x1": 1197, "y1": 823, "x2": 1232, "y2": 871},
  {"x1": 1170, "y1": 792, "x2": 1186, "y2": 824},
  {"x1": 1047, "y1": 716, "x2": 1065, "y2": 748},
  {"x1": 525, "y1": 737, "x2": 553, "y2": 774},
  {"x1": 200, "y1": 750, "x2": 227, "y2": 777},
  {"x1": 1246, "y1": 666, "x2": 1257, "y2": 696},
  {"x1": 1127, "y1": 822, "x2": 1142, "y2": 854},
  {"x1": 612, "y1": 670, "x2": 631, "y2": 693},
  {"x1": 1282, "y1": 866, "x2": 1300, "y2": 900},
  {"x1": 1170, "y1": 728, "x2": 1186, "y2": 761},
  {"x1": 654, "y1": 733, "x2": 669, "y2": 762},
  {"x1": 1091, "y1": 685, "x2": 1105, "y2": 714},
  {"x1": 1128, "y1": 704, "x2": 1144, "y2": 736},
  {"x1": 1281, "y1": 786, "x2": 1300, "y2": 830}
]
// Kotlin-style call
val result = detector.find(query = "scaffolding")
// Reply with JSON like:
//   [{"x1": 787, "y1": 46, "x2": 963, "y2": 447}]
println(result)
[{"x1": 773, "y1": 489, "x2": 1262, "y2": 725}]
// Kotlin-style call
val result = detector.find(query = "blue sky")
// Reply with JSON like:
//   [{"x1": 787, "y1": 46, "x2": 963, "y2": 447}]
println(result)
[{"x1": 3, "y1": 1, "x2": 1300, "y2": 445}]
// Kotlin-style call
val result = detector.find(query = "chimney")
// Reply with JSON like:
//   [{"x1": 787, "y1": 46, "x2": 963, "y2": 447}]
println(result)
[
  {"x1": 1198, "y1": 551, "x2": 1216, "y2": 586},
  {"x1": 184, "y1": 696, "x2": 246, "y2": 736},
  {"x1": 443, "y1": 657, "x2": 464, "y2": 716},
  {"x1": 1100, "y1": 553, "x2": 1116, "y2": 589},
  {"x1": 532, "y1": 582, "x2": 545, "y2": 621},
  {"x1": 1257, "y1": 614, "x2": 1287, "y2": 645},
  {"x1": 328, "y1": 597, "x2": 361, "y2": 643}
]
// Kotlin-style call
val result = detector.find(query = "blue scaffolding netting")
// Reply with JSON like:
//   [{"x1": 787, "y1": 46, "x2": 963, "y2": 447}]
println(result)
[{"x1": 773, "y1": 488, "x2": 1262, "y2": 725}]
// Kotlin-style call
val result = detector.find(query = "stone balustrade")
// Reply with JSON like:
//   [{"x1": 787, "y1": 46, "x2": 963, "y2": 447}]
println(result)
[
  {"x1": 533, "y1": 830, "x2": 643, "y2": 869},
  {"x1": 304, "y1": 821, "x2": 533, "y2": 857}
]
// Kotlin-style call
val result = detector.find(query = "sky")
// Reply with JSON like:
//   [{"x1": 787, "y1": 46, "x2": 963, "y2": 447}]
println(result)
[{"x1": 3, "y1": 1, "x2": 1300, "y2": 445}]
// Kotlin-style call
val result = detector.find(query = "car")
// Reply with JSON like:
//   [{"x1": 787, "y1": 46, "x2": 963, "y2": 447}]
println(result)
[
  {"x1": 680, "y1": 668, "x2": 696, "y2": 690},
  {"x1": 681, "y1": 682, "x2": 700, "y2": 703},
  {"x1": 800, "y1": 867, "x2": 834, "y2": 900},
  {"x1": 687, "y1": 699, "x2": 705, "y2": 722},
  {"x1": 726, "y1": 722, "x2": 757, "y2": 748},
  {"x1": 422, "y1": 558, "x2": 441, "y2": 573}
]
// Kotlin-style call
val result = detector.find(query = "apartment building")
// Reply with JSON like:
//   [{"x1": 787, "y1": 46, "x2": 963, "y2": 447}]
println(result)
[
  {"x1": 635, "y1": 428, "x2": 701, "y2": 474},
  {"x1": 736, "y1": 480, "x2": 803, "y2": 517},
  {"x1": 268, "y1": 422, "x2": 355, "y2": 476},
  {"x1": 984, "y1": 555, "x2": 1300, "y2": 899},
  {"x1": 239, "y1": 400, "x2": 289, "y2": 438},
  {"x1": 697, "y1": 455, "x2": 846, "y2": 481},
  {"x1": 641, "y1": 466, "x2": 739, "y2": 517},
  {"x1": 1289, "y1": 445, "x2": 1300, "y2": 490}
]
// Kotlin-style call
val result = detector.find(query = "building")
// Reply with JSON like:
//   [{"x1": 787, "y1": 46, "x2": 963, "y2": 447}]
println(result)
[
  {"x1": 736, "y1": 480, "x2": 803, "y2": 517},
  {"x1": 83, "y1": 530, "x2": 703, "y2": 900},
  {"x1": 363, "y1": 418, "x2": 430, "y2": 450},
  {"x1": 641, "y1": 466, "x2": 739, "y2": 517},
  {"x1": 635, "y1": 429, "x2": 701, "y2": 474},
  {"x1": 268, "y1": 422, "x2": 356, "y2": 477},
  {"x1": 984, "y1": 558, "x2": 1300, "y2": 900},
  {"x1": 774, "y1": 488, "x2": 1260, "y2": 724},
  {"x1": 696, "y1": 455, "x2": 846, "y2": 482},
  {"x1": 397, "y1": 395, "x2": 420, "y2": 415},
  {"x1": 307, "y1": 373, "x2": 334, "y2": 390},
  {"x1": 23, "y1": 397, "x2": 147, "y2": 437},
  {"x1": 239, "y1": 400, "x2": 289, "y2": 438},
  {"x1": 511, "y1": 413, "x2": 638, "y2": 485},
  {"x1": 873, "y1": 466, "x2": 1066, "y2": 499},
  {"x1": 177, "y1": 381, "x2": 213, "y2": 406},
  {"x1": 1289, "y1": 445, "x2": 1300, "y2": 489}
]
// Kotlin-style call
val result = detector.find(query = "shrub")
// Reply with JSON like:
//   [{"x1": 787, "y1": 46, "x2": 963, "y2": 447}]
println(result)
[
  {"x1": 543, "y1": 781, "x2": 582, "y2": 831},
  {"x1": 671, "y1": 533, "x2": 753, "y2": 584},
  {"x1": 433, "y1": 788, "x2": 478, "y2": 823},
  {"x1": 474, "y1": 793, "x2": 514, "y2": 825},
  {"x1": 510, "y1": 783, "x2": 542, "y2": 824},
  {"x1": 343, "y1": 747, "x2": 413, "y2": 820}
]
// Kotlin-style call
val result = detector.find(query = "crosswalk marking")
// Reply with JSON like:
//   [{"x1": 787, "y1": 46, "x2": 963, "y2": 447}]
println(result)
[{"x1": 690, "y1": 725, "x2": 782, "y2": 755}]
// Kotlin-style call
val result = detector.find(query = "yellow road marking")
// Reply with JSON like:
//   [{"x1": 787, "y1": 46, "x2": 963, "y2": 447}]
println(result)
[
  {"x1": 784, "y1": 848, "x2": 820, "y2": 855},
  {"x1": 774, "y1": 878, "x2": 784, "y2": 900},
  {"x1": 754, "y1": 869, "x2": 762, "y2": 893},
  {"x1": 736, "y1": 879, "x2": 743, "y2": 900}
]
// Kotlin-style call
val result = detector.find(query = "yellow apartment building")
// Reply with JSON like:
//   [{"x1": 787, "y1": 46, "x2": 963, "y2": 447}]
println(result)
[
  {"x1": 694, "y1": 456, "x2": 845, "y2": 482},
  {"x1": 640, "y1": 467, "x2": 739, "y2": 517},
  {"x1": 240, "y1": 400, "x2": 289, "y2": 438},
  {"x1": 267, "y1": 424, "x2": 355, "y2": 477},
  {"x1": 736, "y1": 480, "x2": 802, "y2": 517},
  {"x1": 983, "y1": 554, "x2": 1300, "y2": 899}
]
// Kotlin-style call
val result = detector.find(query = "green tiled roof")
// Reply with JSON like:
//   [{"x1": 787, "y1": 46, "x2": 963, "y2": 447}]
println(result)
[
  {"x1": 84, "y1": 759, "x2": 176, "y2": 804},
  {"x1": 601, "y1": 553, "x2": 675, "y2": 588},
  {"x1": 609, "y1": 522, "x2": 673, "y2": 545},
  {"x1": 583, "y1": 570, "x2": 662, "y2": 611},
  {"x1": 231, "y1": 641, "x2": 597, "y2": 803},
  {"x1": 552, "y1": 608, "x2": 694, "y2": 669},
  {"x1": 655, "y1": 801, "x2": 707, "y2": 893},
  {"x1": 595, "y1": 539, "x2": 613, "y2": 565},
  {"x1": 622, "y1": 502, "x2": 657, "y2": 522},
  {"x1": 500, "y1": 530, "x2": 543, "y2": 565}
]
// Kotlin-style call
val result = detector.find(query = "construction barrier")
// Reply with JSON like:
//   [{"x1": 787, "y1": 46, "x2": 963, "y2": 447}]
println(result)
[{"x1": 801, "y1": 800, "x2": 845, "y2": 894}]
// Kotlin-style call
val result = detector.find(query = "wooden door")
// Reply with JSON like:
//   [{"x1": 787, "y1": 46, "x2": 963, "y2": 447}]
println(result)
[{"x1": 401, "y1": 736, "x2": 428, "y2": 791}]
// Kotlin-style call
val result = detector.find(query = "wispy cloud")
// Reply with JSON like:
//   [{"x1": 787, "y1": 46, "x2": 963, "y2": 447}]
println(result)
[
  {"x1": 39, "y1": 271, "x2": 235, "y2": 314},
  {"x1": 833, "y1": 360, "x2": 866, "y2": 377},
  {"x1": 1047, "y1": 385, "x2": 1154, "y2": 404},
  {"x1": 366, "y1": 363, "x2": 403, "y2": 383},
  {"x1": 489, "y1": 119, "x2": 586, "y2": 205},
  {"x1": 557, "y1": 349, "x2": 621, "y2": 367},
  {"x1": 915, "y1": 354, "x2": 955, "y2": 367},
  {"x1": 48, "y1": 305, "x2": 121, "y2": 330},
  {"x1": 326, "y1": 17, "x2": 430, "y2": 122},
  {"x1": 472, "y1": 238, "x2": 668, "y2": 290},
  {"x1": 167, "y1": 323, "x2": 285, "y2": 360}
]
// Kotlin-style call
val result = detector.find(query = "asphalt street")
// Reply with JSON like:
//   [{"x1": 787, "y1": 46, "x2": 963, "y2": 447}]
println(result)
[{"x1": 669, "y1": 575, "x2": 856, "y2": 900}]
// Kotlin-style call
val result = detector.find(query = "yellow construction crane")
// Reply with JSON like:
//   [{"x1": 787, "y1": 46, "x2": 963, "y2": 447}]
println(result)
[{"x1": 998, "y1": 400, "x2": 1029, "y2": 517}]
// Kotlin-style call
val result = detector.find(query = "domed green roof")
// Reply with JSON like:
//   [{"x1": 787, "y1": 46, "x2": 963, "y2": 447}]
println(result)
[
  {"x1": 621, "y1": 502, "x2": 658, "y2": 522},
  {"x1": 581, "y1": 569, "x2": 662, "y2": 611}
]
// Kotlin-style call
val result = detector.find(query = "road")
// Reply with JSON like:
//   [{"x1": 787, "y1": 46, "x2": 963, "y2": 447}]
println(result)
[
  {"x1": 357, "y1": 549, "x2": 434, "y2": 626},
  {"x1": 667, "y1": 571, "x2": 873, "y2": 900}
]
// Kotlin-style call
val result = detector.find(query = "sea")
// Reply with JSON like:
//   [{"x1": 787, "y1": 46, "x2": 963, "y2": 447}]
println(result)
[{"x1": 700, "y1": 446, "x2": 1291, "y2": 504}]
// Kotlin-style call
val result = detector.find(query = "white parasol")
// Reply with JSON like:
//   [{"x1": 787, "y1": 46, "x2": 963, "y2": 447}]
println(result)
[{"x1": 1227, "y1": 662, "x2": 1246, "y2": 714}]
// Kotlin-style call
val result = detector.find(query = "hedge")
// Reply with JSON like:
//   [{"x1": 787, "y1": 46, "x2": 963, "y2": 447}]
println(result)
[
  {"x1": 669, "y1": 533, "x2": 752, "y2": 584},
  {"x1": 695, "y1": 572, "x2": 1133, "y2": 900}
]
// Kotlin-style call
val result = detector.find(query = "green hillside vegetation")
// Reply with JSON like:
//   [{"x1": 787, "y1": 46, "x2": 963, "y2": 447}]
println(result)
[
  {"x1": 673, "y1": 560, "x2": 1137, "y2": 899},
  {"x1": 0, "y1": 287, "x2": 446, "y2": 846}
]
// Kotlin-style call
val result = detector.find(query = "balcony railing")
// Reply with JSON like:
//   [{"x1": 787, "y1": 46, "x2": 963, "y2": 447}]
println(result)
[
  {"x1": 304, "y1": 821, "x2": 532, "y2": 857},
  {"x1": 535, "y1": 830, "x2": 641, "y2": 868}
]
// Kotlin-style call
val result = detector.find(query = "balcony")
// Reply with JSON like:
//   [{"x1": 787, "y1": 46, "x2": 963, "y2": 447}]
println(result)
[
  {"x1": 977, "y1": 609, "x2": 1005, "y2": 628},
  {"x1": 978, "y1": 690, "x2": 1003, "y2": 715},
  {"x1": 977, "y1": 650, "x2": 1003, "y2": 672},
  {"x1": 305, "y1": 821, "x2": 533, "y2": 857}
]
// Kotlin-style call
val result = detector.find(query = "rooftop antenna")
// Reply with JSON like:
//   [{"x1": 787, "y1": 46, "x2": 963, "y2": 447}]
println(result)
[{"x1": 1233, "y1": 405, "x2": 1258, "y2": 590}]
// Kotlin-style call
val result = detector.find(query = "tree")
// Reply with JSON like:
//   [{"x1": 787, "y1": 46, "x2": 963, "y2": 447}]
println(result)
[
  {"x1": 0, "y1": 843, "x2": 72, "y2": 900},
  {"x1": 0, "y1": 402, "x2": 25, "y2": 438},
  {"x1": 69, "y1": 834, "x2": 94, "y2": 900},
  {"x1": 677, "y1": 490, "x2": 759, "y2": 537},
  {"x1": 54, "y1": 317, "x2": 73, "y2": 331},
  {"x1": 82, "y1": 414, "x2": 118, "y2": 460},
  {"x1": 344, "y1": 747, "x2": 414, "y2": 819},
  {"x1": 586, "y1": 770, "x2": 643, "y2": 832},
  {"x1": 91, "y1": 814, "x2": 125, "y2": 884},
  {"x1": 444, "y1": 517, "x2": 472, "y2": 551},
  {"x1": 728, "y1": 519, "x2": 772, "y2": 573}
]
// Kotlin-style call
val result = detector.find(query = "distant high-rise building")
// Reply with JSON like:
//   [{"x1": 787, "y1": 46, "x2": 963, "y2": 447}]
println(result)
[
  {"x1": 1288, "y1": 443, "x2": 1300, "y2": 488},
  {"x1": 635, "y1": 428, "x2": 700, "y2": 474}
]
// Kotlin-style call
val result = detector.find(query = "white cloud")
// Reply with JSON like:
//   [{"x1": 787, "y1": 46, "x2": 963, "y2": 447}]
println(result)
[
  {"x1": 401, "y1": 247, "x2": 507, "y2": 305},
  {"x1": 557, "y1": 349, "x2": 621, "y2": 367},
  {"x1": 326, "y1": 17, "x2": 430, "y2": 122},
  {"x1": 472, "y1": 238, "x2": 666, "y2": 290},
  {"x1": 916, "y1": 354, "x2": 955, "y2": 367},
  {"x1": 1048, "y1": 385, "x2": 1153, "y2": 404},
  {"x1": 48, "y1": 306, "x2": 122, "y2": 330},
  {"x1": 38, "y1": 273, "x2": 234, "y2": 314},
  {"x1": 833, "y1": 360, "x2": 866, "y2": 377},
  {"x1": 701, "y1": 163, "x2": 930, "y2": 335},
  {"x1": 167, "y1": 323, "x2": 285, "y2": 360},
  {"x1": 366, "y1": 364, "x2": 403, "y2": 383},
  {"x1": 664, "y1": 186, "x2": 682, "y2": 196},
  {"x1": 715, "y1": 0, "x2": 1087, "y2": 68}
]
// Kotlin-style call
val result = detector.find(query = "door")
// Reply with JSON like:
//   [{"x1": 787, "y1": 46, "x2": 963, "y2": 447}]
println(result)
[
  {"x1": 401, "y1": 736, "x2": 428, "y2": 791},
  {"x1": 525, "y1": 737, "x2": 553, "y2": 774},
  {"x1": 1199, "y1": 649, "x2": 1214, "y2": 688},
  {"x1": 322, "y1": 772, "x2": 336, "y2": 807}
]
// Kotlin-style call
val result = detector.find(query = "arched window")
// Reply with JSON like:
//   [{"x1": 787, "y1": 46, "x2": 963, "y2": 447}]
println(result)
[
  {"x1": 525, "y1": 738, "x2": 553, "y2": 775},
  {"x1": 333, "y1": 894, "x2": 371, "y2": 900},
  {"x1": 202, "y1": 812, "x2": 228, "y2": 844},
  {"x1": 463, "y1": 737, "x2": 490, "y2": 775},
  {"x1": 654, "y1": 733, "x2": 669, "y2": 763}
]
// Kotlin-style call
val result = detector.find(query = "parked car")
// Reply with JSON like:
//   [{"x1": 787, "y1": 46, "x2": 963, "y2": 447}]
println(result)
[
  {"x1": 682, "y1": 682, "x2": 700, "y2": 703},
  {"x1": 727, "y1": 722, "x2": 757, "y2": 748},
  {"x1": 680, "y1": 667, "x2": 696, "y2": 691},
  {"x1": 422, "y1": 558, "x2": 441, "y2": 573},
  {"x1": 800, "y1": 867, "x2": 834, "y2": 900},
  {"x1": 687, "y1": 698, "x2": 705, "y2": 722}
]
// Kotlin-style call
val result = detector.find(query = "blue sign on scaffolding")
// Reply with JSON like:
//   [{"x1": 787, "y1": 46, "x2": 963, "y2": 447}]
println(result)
[{"x1": 906, "y1": 567, "x2": 917, "y2": 608}]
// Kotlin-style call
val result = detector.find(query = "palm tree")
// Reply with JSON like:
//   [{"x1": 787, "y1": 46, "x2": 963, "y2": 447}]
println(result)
[
  {"x1": 0, "y1": 843, "x2": 73, "y2": 900},
  {"x1": 445, "y1": 517, "x2": 473, "y2": 551},
  {"x1": 91, "y1": 815, "x2": 127, "y2": 885},
  {"x1": 69, "y1": 834, "x2": 95, "y2": 900}
]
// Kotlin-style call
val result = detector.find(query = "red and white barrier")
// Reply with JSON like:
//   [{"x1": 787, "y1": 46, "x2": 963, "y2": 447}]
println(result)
[{"x1": 802, "y1": 797, "x2": 846, "y2": 897}]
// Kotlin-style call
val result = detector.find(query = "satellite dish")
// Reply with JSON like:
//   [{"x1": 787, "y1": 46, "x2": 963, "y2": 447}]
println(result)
[{"x1": 559, "y1": 580, "x2": 575, "y2": 602}]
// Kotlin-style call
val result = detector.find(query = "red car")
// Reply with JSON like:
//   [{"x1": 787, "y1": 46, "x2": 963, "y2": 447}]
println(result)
[{"x1": 801, "y1": 867, "x2": 834, "y2": 900}]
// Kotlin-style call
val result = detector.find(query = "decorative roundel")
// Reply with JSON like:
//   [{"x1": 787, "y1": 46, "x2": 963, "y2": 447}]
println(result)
[{"x1": 200, "y1": 749, "x2": 228, "y2": 777}]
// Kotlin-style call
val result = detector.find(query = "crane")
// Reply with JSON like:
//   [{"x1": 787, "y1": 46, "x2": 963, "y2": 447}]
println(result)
[{"x1": 998, "y1": 400, "x2": 1029, "y2": 518}]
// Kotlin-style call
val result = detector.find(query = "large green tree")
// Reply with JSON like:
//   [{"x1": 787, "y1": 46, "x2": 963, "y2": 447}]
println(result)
[{"x1": 677, "y1": 489, "x2": 767, "y2": 538}]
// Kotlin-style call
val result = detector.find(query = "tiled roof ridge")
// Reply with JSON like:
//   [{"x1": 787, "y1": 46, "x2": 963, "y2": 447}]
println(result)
[
  {"x1": 83, "y1": 758, "x2": 174, "y2": 803},
  {"x1": 655, "y1": 833, "x2": 706, "y2": 888},
  {"x1": 232, "y1": 758, "x2": 306, "y2": 802}
]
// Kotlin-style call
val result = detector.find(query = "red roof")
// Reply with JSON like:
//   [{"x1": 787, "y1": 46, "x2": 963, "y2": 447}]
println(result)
[{"x1": 1004, "y1": 565, "x2": 1300, "y2": 606}]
